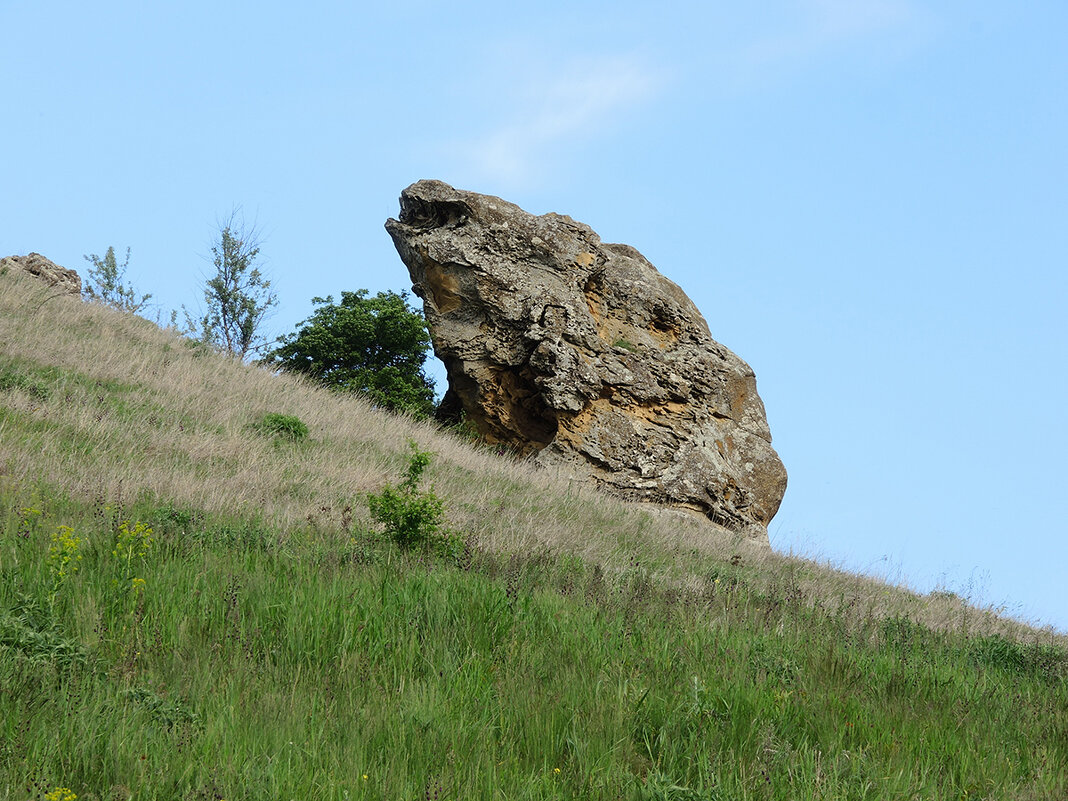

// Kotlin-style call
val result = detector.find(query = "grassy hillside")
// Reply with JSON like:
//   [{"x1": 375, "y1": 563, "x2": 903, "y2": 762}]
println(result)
[{"x1": 1, "y1": 269, "x2": 1065, "y2": 800}]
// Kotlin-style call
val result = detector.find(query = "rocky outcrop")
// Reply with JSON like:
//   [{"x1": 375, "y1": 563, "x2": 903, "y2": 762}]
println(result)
[
  {"x1": 386, "y1": 180, "x2": 786, "y2": 542},
  {"x1": 1, "y1": 253, "x2": 82, "y2": 296}
]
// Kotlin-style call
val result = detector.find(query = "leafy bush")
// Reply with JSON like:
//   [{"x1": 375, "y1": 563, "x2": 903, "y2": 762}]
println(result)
[
  {"x1": 0, "y1": 604, "x2": 89, "y2": 668},
  {"x1": 367, "y1": 441, "x2": 447, "y2": 550},
  {"x1": 0, "y1": 365, "x2": 51, "y2": 401},
  {"x1": 634, "y1": 770, "x2": 714, "y2": 801},
  {"x1": 149, "y1": 502, "x2": 201, "y2": 533},
  {"x1": 252, "y1": 413, "x2": 309, "y2": 441},
  {"x1": 83, "y1": 245, "x2": 152, "y2": 313},
  {"x1": 265, "y1": 289, "x2": 436, "y2": 417}
]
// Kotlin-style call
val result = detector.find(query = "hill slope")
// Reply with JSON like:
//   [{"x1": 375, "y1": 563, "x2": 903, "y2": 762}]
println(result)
[{"x1": 1, "y1": 270, "x2": 1065, "y2": 800}]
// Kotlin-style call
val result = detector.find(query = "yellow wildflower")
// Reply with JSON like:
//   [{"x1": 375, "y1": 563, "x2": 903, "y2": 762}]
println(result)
[
  {"x1": 113, "y1": 520, "x2": 153, "y2": 560},
  {"x1": 48, "y1": 526, "x2": 83, "y2": 582}
]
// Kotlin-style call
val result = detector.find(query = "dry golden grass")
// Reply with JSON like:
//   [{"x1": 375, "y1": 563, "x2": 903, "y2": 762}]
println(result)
[{"x1": 1, "y1": 269, "x2": 1063, "y2": 646}]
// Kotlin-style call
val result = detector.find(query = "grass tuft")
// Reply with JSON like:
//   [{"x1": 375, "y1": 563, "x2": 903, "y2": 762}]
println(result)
[{"x1": 251, "y1": 412, "x2": 309, "y2": 441}]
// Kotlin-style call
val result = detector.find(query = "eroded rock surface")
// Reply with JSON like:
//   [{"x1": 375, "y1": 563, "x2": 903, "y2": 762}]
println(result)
[
  {"x1": 1, "y1": 253, "x2": 82, "y2": 296},
  {"x1": 386, "y1": 180, "x2": 786, "y2": 542}
]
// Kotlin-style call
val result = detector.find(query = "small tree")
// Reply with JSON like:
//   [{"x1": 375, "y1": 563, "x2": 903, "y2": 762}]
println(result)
[
  {"x1": 83, "y1": 246, "x2": 152, "y2": 313},
  {"x1": 367, "y1": 441, "x2": 446, "y2": 550},
  {"x1": 266, "y1": 289, "x2": 436, "y2": 417},
  {"x1": 199, "y1": 213, "x2": 277, "y2": 359}
]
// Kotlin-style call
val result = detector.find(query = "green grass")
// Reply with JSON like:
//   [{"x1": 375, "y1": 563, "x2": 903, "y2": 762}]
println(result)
[
  {"x1": 2, "y1": 483, "x2": 1067, "y2": 800},
  {"x1": 1, "y1": 268, "x2": 1067, "y2": 799}
]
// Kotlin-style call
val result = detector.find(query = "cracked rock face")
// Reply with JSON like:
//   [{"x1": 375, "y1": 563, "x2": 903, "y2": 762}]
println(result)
[
  {"x1": 386, "y1": 180, "x2": 786, "y2": 542},
  {"x1": 1, "y1": 253, "x2": 82, "y2": 297}
]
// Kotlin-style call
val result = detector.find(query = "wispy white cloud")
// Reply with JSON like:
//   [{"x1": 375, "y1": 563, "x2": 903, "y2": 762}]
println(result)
[
  {"x1": 437, "y1": 2, "x2": 924, "y2": 186},
  {"x1": 732, "y1": 0, "x2": 927, "y2": 79},
  {"x1": 447, "y1": 52, "x2": 664, "y2": 188},
  {"x1": 808, "y1": 0, "x2": 916, "y2": 37}
]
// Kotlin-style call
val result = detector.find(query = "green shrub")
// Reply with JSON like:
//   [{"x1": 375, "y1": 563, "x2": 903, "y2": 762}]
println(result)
[
  {"x1": 367, "y1": 441, "x2": 447, "y2": 550},
  {"x1": 252, "y1": 413, "x2": 308, "y2": 441},
  {"x1": 0, "y1": 365, "x2": 50, "y2": 401},
  {"x1": 634, "y1": 770, "x2": 713, "y2": 801},
  {"x1": 150, "y1": 502, "x2": 201, "y2": 533},
  {"x1": 83, "y1": 245, "x2": 152, "y2": 313},
  {"x1": 0, "y1": 596, "x2": 89, "y2": 669},
  {"x1": 969, "y1": 634, "x2": 1068, "y2": 681},
  {"x1": 265, "y1": 289, "x2": 436, "y2": 418}
]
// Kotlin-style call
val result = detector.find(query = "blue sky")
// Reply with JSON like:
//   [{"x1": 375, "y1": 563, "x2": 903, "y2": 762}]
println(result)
[{"x1": 3, "y1": 1, "x2": 1066, "y2": 630}]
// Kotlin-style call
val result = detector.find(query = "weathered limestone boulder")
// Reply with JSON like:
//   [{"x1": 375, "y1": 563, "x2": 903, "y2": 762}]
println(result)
[
  {"x1": 386, "y1": 180, "x2": 786, "y2": 542},
  {"x1": 1, "y1": 253, "x2": 82, "y2": 296}
]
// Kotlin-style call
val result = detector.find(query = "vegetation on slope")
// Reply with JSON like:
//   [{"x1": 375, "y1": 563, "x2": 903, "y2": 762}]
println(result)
[{"x1": 1, "y1": 271, "x2": 1066, "y2": 800}]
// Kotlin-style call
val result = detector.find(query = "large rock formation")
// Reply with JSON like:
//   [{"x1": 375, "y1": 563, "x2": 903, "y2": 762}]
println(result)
[
  {"x1": 386, "y1": 180, "x2": 786, "y2": 542},
  {"x1": 1, "y1": 253, "x2": 82, "y2": 296}
]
